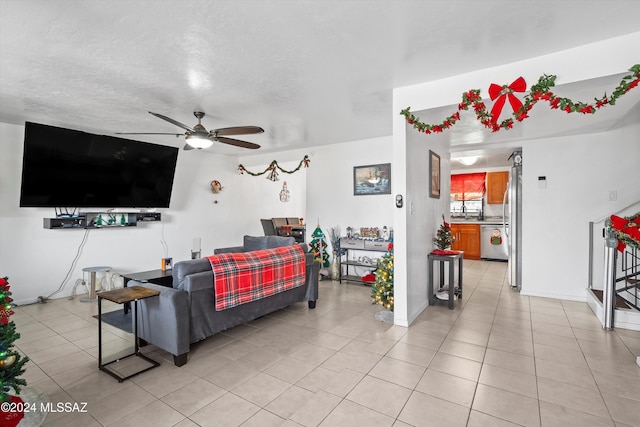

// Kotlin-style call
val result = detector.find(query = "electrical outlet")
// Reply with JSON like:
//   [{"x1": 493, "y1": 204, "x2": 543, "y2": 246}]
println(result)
[{"x1": 608, "y1": 190, "x2": 617, "y2": 201}]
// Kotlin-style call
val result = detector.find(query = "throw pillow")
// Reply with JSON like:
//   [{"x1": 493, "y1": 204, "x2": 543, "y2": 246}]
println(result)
[{"x1": 244, "y1": 235, "x2": 270, "y2": 251}]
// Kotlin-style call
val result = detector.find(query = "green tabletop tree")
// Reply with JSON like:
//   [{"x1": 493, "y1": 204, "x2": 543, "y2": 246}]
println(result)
[
  {"x1": 309, "y1": 225, "x2": 330, "y2": 268},
  {"x1": 433, "y1": 215, "x2": 453, "y2": 250}
]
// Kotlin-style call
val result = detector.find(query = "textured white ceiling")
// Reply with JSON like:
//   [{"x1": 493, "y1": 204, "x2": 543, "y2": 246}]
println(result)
[{"x1": 1, "y1": 0, "x2": 639, "y2": 159}]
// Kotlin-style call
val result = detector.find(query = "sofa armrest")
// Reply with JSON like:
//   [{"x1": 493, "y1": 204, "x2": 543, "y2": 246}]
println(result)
[{"x1": 130, "y1": 281, "x2": 191, "y2": 359}]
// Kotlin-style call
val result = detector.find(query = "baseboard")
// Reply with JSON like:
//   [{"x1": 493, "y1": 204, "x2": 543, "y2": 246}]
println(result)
[
  {"x1": 395, "y1": 299, "x2": 429, "y2": 327},
  {"x1": 520, "y1": 288, "x2": 587, "y2": 302}
]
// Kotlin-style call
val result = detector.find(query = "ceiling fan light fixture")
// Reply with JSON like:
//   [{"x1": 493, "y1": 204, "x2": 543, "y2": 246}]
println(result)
[{"x1": 185, "y1": 134, "x2": 213, "y2": 149}]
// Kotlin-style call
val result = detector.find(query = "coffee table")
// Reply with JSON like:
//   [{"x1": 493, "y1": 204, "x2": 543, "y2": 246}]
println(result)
[{"x1": 98, "y1": 285, "x2": 161, "y2": 382}]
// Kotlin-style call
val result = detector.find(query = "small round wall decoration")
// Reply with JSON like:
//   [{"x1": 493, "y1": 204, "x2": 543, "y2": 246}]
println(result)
[{"x1": 210, "y1": 180, "x2": 223, "y2": 194}]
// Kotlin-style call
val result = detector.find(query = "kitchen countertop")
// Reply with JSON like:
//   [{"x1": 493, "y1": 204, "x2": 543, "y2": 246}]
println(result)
[{"x1": 450, "y1": 217, "x2": 506, "y2": 225}]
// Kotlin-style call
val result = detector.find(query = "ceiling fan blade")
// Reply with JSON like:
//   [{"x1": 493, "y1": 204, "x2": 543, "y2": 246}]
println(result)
[
  {"x1": 148, "y1": 111, "x2": 194, "y2": 132},
  {"x1": 116, "y1": 132, "x2": 184, "y2": 136},
  {"x1": 214, "y1": 126, "x2": 264, "y2": 136},
  {"x1": 215, "y1": 136, "x2": 261, "y2": 149}
]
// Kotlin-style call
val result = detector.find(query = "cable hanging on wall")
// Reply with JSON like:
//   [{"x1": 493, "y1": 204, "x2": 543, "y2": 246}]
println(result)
[{"x1": 237, "y1": 155, "x2": 310, "y2": 181}]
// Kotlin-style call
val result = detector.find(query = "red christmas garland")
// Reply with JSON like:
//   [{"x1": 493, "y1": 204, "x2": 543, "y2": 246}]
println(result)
[
  {"x1": 401, "y1": 64, "x2": 640, "y2": 134},
  {"x1": 609, "y1": 213, "x2": 640, "y2": 253}
]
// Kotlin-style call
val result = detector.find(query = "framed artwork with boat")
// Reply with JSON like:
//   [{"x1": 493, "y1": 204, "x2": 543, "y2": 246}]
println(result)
[{"x1": 353, "y1": 163, "x2": 391, "y2": 196}]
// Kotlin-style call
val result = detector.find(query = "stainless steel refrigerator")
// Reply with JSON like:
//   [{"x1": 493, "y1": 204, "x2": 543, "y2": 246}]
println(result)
[{"x1": 504, "y1": 151, "x2": 522, "y2": 290}]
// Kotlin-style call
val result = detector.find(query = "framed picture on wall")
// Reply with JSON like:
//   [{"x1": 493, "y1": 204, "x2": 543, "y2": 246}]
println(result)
[
  {"x1": 429, "y1": 150, "x2": 441, "y2": 199},
  {"x1": 353, "y1": 163, "x2": 391, "y2": 196}
]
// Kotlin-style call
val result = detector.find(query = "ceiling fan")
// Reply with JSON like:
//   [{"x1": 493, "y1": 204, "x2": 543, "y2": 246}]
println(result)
[{"x1": 117, "y1": 111, "x2": 263, "y2": 150}]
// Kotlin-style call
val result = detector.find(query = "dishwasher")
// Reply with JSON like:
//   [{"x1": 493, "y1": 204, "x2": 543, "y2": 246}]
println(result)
[{"x1": 480, "y1": 224, "x2": 508, "y2": 261}]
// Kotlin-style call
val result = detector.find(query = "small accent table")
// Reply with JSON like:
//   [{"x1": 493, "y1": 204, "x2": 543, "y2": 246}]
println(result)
[
  {"x1": 427, "y1": 251, "x2": 463, "y2": 310},
  {"x1": 98, "y1": 285, "x2": 160, "y2": 382}
]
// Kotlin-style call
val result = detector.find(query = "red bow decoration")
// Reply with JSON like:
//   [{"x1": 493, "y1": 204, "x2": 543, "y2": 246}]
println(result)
[
  {"x1": 610, "y1": 215, "x2": 640, "y2": 252},
  {"x1": 489, "y1": 77, "x2": 527, "y2": 123}
]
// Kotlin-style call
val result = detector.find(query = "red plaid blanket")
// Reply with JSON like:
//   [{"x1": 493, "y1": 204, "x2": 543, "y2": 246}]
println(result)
[{"x1": 207, "y1": 245, "x2": 306, "y2": 311}]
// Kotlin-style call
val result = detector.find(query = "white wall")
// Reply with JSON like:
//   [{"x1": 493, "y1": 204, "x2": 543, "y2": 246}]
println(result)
[
  {"x1": 240, "y1": 136, "x2": 394, "y2": 248},
  {"x1": 404, "y1": 125, "x2": 451, "y2": 325},
  {"x1": 521, "y1": 120, "x2": 640, "y2": 300},
  {"x1": 234, "y1": 154, "x2": 307, "y2": 238},
  {"x1": 304, "y1": 137, "x2": 394, "y2": 246}
]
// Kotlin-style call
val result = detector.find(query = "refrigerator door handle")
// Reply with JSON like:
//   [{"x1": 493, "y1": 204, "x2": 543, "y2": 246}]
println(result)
[{"x1": 503, "y1": 180, "x2": 510, "y2": 237}]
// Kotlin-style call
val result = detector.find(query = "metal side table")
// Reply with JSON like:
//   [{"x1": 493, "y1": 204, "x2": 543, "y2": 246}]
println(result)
[
  {"x1": 427, "y1": 251, "x2": 463, "y2": 310},
  {"x1": 98, "y1": 285, "x2": 160, "y2": 382}
]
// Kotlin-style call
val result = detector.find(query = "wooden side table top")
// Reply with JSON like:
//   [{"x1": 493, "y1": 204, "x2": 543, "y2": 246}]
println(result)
[{"x1": 98, "y1": 285, "x2": 160, "y2": 304}]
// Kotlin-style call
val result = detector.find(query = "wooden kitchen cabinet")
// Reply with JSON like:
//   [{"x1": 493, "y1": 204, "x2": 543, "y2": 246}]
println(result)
[
  {"x1": 486, "y1": 171, "x2": 509, "y2": 204},
  {"x1": 451, "y1": 223, "x2": 481, "y2": 260}
]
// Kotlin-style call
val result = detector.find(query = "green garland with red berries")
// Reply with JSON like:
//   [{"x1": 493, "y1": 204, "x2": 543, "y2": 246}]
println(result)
[
  {"x1": 401, "y1": 64, "x2": 640, "y2": 134},
  {"x1": 238, "y1": 155, "x2": 310, "y2": 181}
]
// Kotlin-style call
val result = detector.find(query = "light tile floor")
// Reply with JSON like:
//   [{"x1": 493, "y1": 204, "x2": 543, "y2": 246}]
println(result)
[{"x1": 12, "y1": 260, "x2": 640, "y2": 427}]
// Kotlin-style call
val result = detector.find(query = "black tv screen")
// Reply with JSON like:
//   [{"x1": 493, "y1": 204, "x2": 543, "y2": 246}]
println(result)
[{"x1": 19, "y1": 122, "x2": 179, "y2": 208}]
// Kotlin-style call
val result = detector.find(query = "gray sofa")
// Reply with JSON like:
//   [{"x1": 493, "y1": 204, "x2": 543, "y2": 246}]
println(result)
[{"x1": 131, "y1": 236, "x2": 320, "y2": 366}]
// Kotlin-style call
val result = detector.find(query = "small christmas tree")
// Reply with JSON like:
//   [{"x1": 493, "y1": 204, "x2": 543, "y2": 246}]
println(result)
[
  {"x1": 0, "y1": 277, "x2": 29, "y2": 427},
  {"x1": 309, "y1": 225, "x2": 330, "y2": 268},
  {"x1": 372, "y1": 243, "x2": 394, "y2": 311},
  {"x1": 433, "y1": 215, "x2": 453, "y2": 250}
]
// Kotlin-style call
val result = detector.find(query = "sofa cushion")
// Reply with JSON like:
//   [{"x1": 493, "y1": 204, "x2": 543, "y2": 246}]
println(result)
[{"x1": 243, "y1": 235, "x2": 295, "y2": 251}]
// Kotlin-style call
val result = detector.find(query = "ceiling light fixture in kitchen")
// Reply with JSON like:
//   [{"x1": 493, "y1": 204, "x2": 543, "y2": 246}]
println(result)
[{"x1": 457, "y1": 156, "x2": 479, "y2": 166}]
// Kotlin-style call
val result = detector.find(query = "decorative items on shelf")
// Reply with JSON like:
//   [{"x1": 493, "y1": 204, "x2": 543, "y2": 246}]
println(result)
[
  {"x1": 0, "y1": 277, "x2": 29, "y2": 427},
  {"x1": 401, "y1": 64, "x2": 639, "y2": 135},
  {"x1": 237, "y1": 155, "x2": 310, "y2": 181},
  {"x1": 93, "y1": 213, "x2": 129, "y2": 227},
  {"x1": 360, "y1": 227, "x2": 379, "y2": 239}
]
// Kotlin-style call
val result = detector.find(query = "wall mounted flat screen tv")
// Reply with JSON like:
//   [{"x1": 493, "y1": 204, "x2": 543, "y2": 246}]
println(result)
[{"x1": 19, "y1": 121, "x2": 179, "y2": 208}]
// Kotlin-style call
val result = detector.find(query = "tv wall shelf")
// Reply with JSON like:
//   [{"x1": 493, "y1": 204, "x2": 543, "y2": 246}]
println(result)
[{"x1": 43, "y1": 212, "x2": 161, "y2": 229}]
